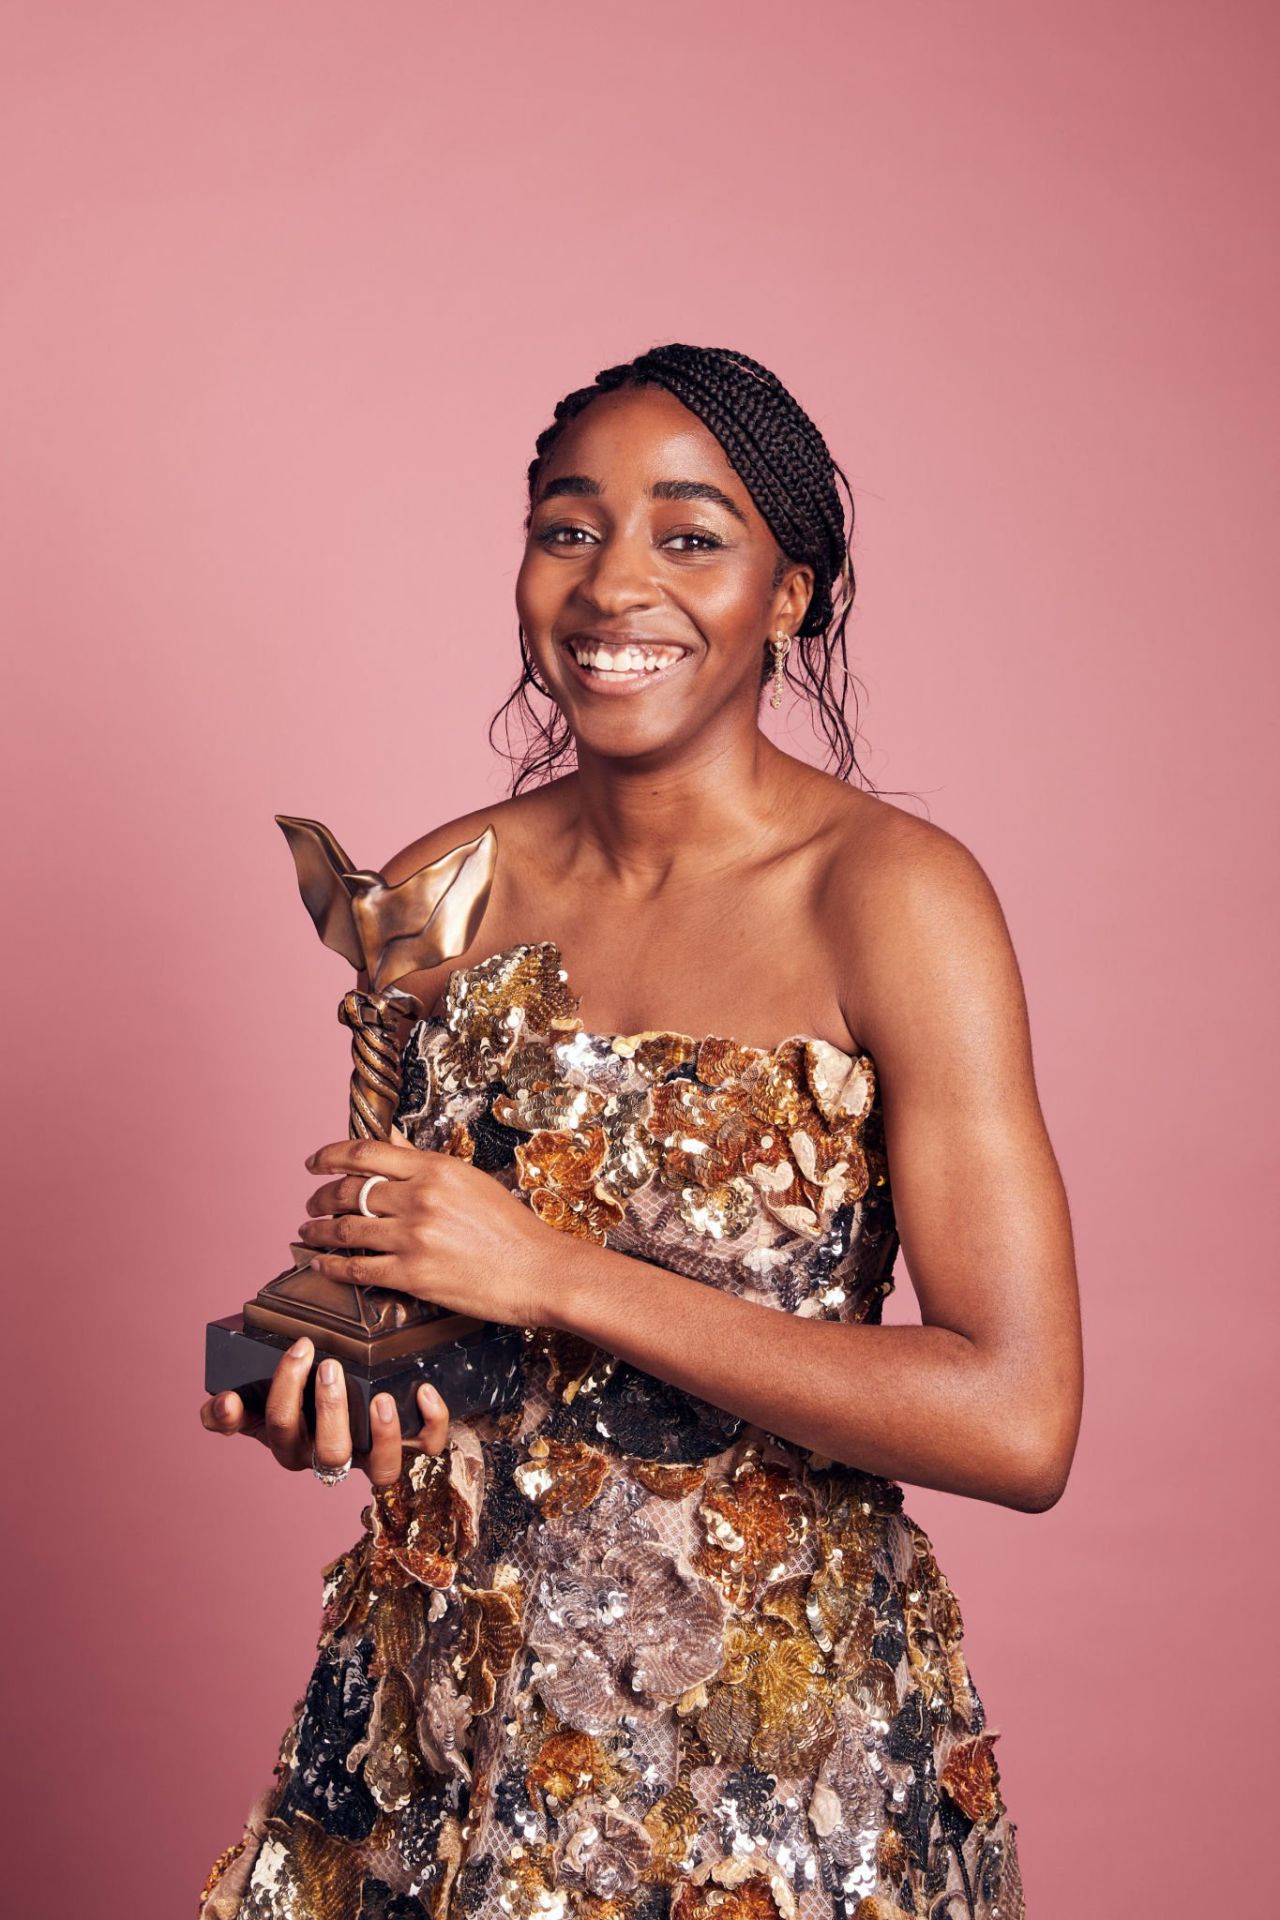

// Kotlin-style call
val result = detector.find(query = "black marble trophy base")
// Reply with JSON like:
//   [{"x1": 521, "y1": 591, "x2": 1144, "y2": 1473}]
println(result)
[{"x1": 205, "y1": 1313, "x2": 527, "y2": 1454}]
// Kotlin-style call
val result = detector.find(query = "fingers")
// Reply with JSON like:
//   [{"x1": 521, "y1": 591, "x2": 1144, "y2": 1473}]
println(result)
[
  {"x1": 261, "y1": 1336, "x2": 316, "y2": 1470},
  {"x1": 413, "y1": 1383, "x2": 451, "y2": 1455},
  {"x1": 304, "y1": 1174, "x2": 406, "y2": 1220},
  {"x1": 313, "y1": 1355, "x2": 354, "y2": 1472},
  {"x1": 295, "y1": 1209, "x2": 400, "y2": 1252},
  {"x1": 365, "y1": 1390, "x2": 404, "y2": 1487},
  {"x1": 201, "y1": 1341, "x2": 451, "y2": 1491},
  {"x1": 364, "y1": 1383, "x2": 450, "y2": 1487},
  {"x1": 305, "y1": 1138, "x2": 421, "y2": 1181},
  {"x1": 200, "y1": 1388, "x2": 262, "y2": 1438}
]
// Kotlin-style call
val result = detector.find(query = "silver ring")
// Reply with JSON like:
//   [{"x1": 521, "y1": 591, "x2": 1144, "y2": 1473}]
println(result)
[
  {"x1": 357, "y1": 1173, "x2": 389, "y2": 1219},
  {"x1": 311, "y1": 1446, "x2": 352, "y2": 1487}
]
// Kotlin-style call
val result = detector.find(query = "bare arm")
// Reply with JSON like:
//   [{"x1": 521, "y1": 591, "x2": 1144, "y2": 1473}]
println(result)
[{"x1": 540, "y1": 824, "x2": 1083, "y2": 1511}]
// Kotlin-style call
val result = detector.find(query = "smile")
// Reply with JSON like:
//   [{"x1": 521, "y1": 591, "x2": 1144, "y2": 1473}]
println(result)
[{"x1": 561, "y1": 636, "x2": 691, "y2": 693}]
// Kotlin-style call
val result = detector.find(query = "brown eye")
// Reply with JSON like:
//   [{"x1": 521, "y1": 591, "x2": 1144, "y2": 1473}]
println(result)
[
  {"x1": 534, "y1": 523, "x2": 598, "y2": 547},
  {"x1": 664, "y1": 530, "x2": 725, "y2": 552}
]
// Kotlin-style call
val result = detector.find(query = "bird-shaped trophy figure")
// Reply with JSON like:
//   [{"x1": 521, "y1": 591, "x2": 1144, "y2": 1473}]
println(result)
[{"x1": 204, "y1": 816, "x2": 526, "y2": 1449}]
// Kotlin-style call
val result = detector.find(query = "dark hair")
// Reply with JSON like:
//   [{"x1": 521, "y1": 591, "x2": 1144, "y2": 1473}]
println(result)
[{"x1": 490, "y1": 342, "x2": 878, "y2": 795}]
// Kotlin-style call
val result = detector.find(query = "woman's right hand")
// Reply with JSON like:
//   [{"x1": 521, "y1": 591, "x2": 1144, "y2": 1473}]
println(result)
[{"x1": 199, "y1": 1336, "x2": 450, "y2": 1487}]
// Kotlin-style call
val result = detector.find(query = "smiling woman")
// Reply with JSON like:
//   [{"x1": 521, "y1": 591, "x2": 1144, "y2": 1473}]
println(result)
[{"x1": 199, "y1": 343, "x2": 1079, "y2": 1920}]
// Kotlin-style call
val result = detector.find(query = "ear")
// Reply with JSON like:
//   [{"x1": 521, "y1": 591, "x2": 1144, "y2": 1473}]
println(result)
[{"x1": 774, "y1": 560, "x2": 815, "y2": 635}]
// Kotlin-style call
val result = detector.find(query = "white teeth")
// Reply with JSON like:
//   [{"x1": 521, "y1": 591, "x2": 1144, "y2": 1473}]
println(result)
[{"x1": 568, "y1": 642, "x2": 683, "y2": 676}]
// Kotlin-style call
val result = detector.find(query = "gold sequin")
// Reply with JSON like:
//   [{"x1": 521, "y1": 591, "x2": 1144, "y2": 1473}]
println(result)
[
  {"x1": 876, "y1": 1826, "x2": 910, "y2": 1882},
  {"x1": 348, "y1": 1666, "x2": 427, "y2": 1811},
  {"x1": 455, "y1": 1579, "x2": 524, "y2": 1714},
  {"x1": 440, "y1": 943, "x2": 579, "y2": 1087},
  {"x1": 695, "y1": 1454, "x2": 813, "y2": 1607},
  {"x1": 941, "y1": 1730, "x2": 1007, "y2": 1825},
  {"x1": 515, "y1": 1436, "x2": 611, "y2": 1517},
  {"x1": 642, "y1": 1784, "x2": 701, "y2": 1881},
  {"x1": 631, "y1": 1460, "x2": 707, "y2": 1499},
  {"x1": 672, "y1": 1865, "x2": 791, "y2": 1920},
  {"x1": 697, "y1": 1616, "x2": 834, "y2": 1774},
  {"x1": 527, "y1": 1728, "x2": 627, "y2": 1809},
  {"x1": 493, "y1": 1084, "x2": 607, "y2": 1132}
]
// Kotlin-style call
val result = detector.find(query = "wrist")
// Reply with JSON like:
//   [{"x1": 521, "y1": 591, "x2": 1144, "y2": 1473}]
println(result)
[{"x1": 533, "y1": 1229, "x2": 610, "y2": 1336}]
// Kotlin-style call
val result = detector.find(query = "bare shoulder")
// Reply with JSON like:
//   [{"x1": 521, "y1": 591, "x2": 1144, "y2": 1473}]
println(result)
[
  {"x1": 380, "y1": 782, "x2": 564, "y2": 888},
  {"x1": 819, "y1": 793, "x2": 1035, "y2": 1098}
]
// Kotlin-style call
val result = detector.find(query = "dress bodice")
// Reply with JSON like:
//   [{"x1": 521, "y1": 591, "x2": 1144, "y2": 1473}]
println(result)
[{"x1": 394, "y1": 940, "x2": 900, "y2": 1332}]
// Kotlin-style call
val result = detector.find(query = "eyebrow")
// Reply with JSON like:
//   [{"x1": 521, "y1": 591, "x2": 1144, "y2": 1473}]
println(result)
[{"x1": 534, "y1": 474, "x2": 749, "y2": 526}]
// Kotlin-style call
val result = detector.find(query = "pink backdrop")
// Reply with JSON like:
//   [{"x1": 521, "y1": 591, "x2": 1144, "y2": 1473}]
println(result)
[{"x1": 3, "y1": 5, "x2": 1276, "y2": 1915}]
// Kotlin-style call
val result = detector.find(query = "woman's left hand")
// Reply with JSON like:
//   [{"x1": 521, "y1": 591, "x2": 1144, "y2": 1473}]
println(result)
[{"x1": 296, "y1": 1137, "x2": 568, "y2": 1329}]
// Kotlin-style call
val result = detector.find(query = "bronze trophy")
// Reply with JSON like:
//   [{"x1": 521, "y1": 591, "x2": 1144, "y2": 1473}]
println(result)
[{"x1": 204, "y1": 816, "x2": 526, "y2": 1451}]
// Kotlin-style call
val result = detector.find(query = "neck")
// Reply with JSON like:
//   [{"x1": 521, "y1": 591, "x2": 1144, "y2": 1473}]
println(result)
[{"x1": 562, "y1": 724, "x2": 795, "y2": 897}]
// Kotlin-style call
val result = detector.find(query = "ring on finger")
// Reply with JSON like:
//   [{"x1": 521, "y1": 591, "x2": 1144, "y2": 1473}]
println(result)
[
  {"x1": 311, "y1": 1445, "x2": 352, "y2": 1485},
  {"x1": 357, "y1": 1173, "x2": 389, "y2": 1219}
]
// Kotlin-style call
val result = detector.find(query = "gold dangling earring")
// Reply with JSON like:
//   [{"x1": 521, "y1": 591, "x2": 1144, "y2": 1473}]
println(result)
[{"x1": 769, "y1": 631, "x2": 792, "y2": 709}]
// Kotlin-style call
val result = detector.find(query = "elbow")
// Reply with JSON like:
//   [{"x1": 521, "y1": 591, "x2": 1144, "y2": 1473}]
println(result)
[
  {"x1": 1007, "y1": 1469, "x2": 1067, "y2": 1514},
  {"x1": 999, "y1": 1422, "x2": 1075, "y2": 1514}
]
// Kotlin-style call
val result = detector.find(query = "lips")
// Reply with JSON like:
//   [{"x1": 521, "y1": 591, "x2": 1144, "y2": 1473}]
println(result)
[{"x1": 560, "y1": 632, "x2": 692, "y2": 692}]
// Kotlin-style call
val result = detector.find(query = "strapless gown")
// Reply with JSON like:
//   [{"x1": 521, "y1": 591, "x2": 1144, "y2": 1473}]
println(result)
[{"x1": 200, "y1": 942, "x2": 1025, "y2": 1920}]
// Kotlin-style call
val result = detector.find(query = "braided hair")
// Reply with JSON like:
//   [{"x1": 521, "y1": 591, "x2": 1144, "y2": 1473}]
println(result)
[{"x1": 491, "y1": 343, "x2": 876, "y2": 793}]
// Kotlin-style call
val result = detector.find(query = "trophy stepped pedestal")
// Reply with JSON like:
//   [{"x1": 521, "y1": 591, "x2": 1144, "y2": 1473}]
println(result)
[{"x1": 206, "y1": 1253, "x2": 527, "y2": 1452}]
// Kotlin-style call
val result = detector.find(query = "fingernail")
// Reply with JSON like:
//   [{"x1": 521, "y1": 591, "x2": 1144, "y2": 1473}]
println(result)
[
  {"x1": 319, "y1": 1358, "x2": 338, "y2": 1386},
  {"x1": 376, "y1": 1395, "x2": 395, "y2": 1424},
  {"x1": 289, "y1": 1337, "x2": 311, "y2": 1359},
  {"x1": 214, "y1": 1393, "x2": 229, "y2": 1417},
  {"x1": 305, "y1": 1152, "x2": 318, "y2": 1169},
  {"x1": 418, "y1": 1383, "x2": 439, "y2": 1411}
]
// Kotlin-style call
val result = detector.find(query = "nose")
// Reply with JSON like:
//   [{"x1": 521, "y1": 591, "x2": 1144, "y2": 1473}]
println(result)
[{"x1": 574, "y1": 527, "x2": 660, "y2": 617}]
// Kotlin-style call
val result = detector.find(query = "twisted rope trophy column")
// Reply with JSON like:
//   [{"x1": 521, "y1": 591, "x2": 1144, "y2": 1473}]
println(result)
[
  {"x1": 341, "y1": 985, "x2": 409, "y2": 1141},
  {"x1": 327, "y1": 983, "x2": 449, "y2": 1335}
]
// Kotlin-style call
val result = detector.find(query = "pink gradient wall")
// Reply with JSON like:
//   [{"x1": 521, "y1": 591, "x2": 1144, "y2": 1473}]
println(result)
[{"x1": 2, "y1": 4, "x2": 1276, "y2": 1914}]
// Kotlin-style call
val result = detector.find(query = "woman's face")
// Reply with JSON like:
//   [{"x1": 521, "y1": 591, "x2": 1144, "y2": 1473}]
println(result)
[{"x1": 515, "y1": 385, "x2": 813, "y2": 767}]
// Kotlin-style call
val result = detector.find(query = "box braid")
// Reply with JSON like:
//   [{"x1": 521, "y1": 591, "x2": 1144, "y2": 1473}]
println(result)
[{"x1": 491, "y1": 343, "x2": 878, "y2": 794}]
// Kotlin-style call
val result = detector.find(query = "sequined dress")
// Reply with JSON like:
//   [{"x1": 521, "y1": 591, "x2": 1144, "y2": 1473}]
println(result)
[{"x1": 200, "y1": 942, "x2": 1025, "y2": 1920}]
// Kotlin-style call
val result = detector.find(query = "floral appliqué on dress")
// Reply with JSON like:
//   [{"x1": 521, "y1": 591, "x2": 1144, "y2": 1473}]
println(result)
[{"x1": 200, "y1": 943, "x2": 1025, "y2": 1920}]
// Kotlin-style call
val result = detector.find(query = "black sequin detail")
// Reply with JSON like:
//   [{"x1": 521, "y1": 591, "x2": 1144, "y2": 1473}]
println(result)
[
  {"x1": 887, "y1": 1688, "x2": 932, "y2": 1771},
  {"x1": 923, "y1": 1823, "x2": 953, "y2": 1896},
  {"x1": 394, "y1": 1034, "x2": 430, "y2": 1132},
  {"x1": 977, "y1": 1833, "x2": 1006, "y2": 1903},
  {"x1": 905, "y1": 1766, "x2": 948, "y2": 1873},
  {"x1": 469, "y1": 1083, "x2": 524, "y2": 1173},
  {"x1": 541, "y1": 1395, "x2": 589, "y2": 1444},
  {"x1": 477, "y1": 1438, "x2": 532, "y2": 1560},
  {"x1": 939, "y1": 1791, "x2": 976, "y2": 1850},
  {"x1": 516, "y1": 1648, "x2": 541, "y2": 1693},
  {"x1": 809, "y1": 1205, "x2": 854, "y2": 1283},
  {"x1": 397, "y1": 1771, "x2": 465, "y2": 1878},
  {"x1": 567, "y1": 1359, "x2": 742, "y2": 1463},
  {"x1": 870, "y1": 1575, "x2": 909, "y2": 1668},
  {"x1": 493, "y1": 1767, "x2": 538, "y2": 1832},
  {"x1": 714, "y1": 1764, "x2": 786, "y2": 1852},
  {"x1": 276, "y1": 1637, "x2": 377, "y2": 1841},
  {"x1": 359, "y1": 1873, "x2": 429, "y2": 1918},
  {"x1": 455, "y1": 1854, "x2": 496, "y2": 1915}
]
